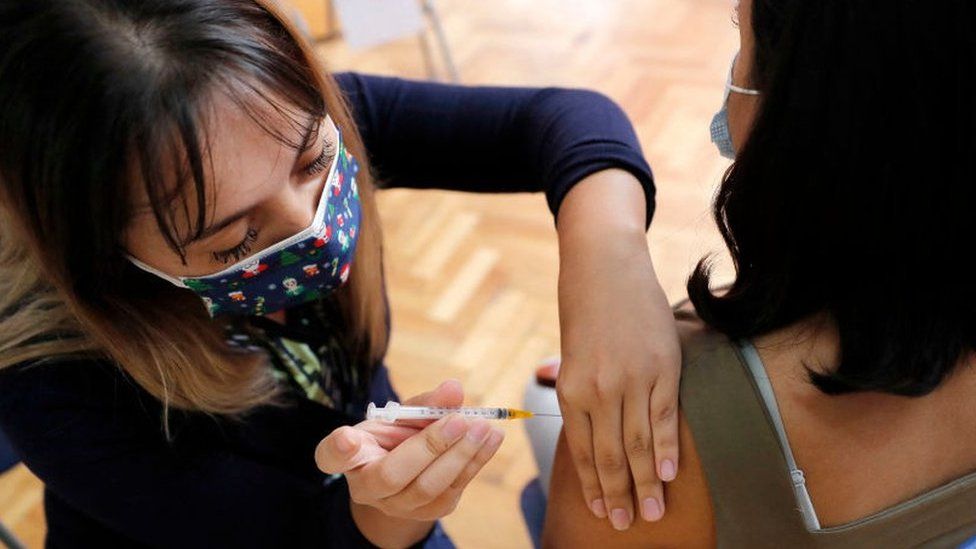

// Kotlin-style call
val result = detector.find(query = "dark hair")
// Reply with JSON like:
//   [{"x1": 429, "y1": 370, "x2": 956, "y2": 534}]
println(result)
[
  {"x1": 1, "y1": 0, "x2": 324, "y2": 290},
  {"x1": 689, "y1": 0, "x2": 976, "y2": 396},
  {"x1": 0, "y1": 0, "x2": 388, "y2": 420}
]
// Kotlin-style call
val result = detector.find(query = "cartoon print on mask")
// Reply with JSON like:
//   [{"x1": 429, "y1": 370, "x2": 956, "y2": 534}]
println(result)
[
  {"x1": 282, "y1": 277, "x2": 304, "y2": 297},
  {"x1": 279, "y1": 250, "x2": 301, "y2": 266},
  {"x1": 332, "y1": 172, "x2": 343, "y2": 197},
  {"x1": 314, "y1": 225, "x2": 333, "y2": 248},
  {"x1": 241, "y1": 259, "x2": 269, "y2": 279},
  {"x1": 126, "y1": 124, "x2": 362, "y2": 318}
]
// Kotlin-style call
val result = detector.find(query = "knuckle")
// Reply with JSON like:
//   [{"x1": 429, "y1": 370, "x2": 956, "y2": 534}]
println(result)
[
  {"x1": 572, "y1": 448, "x2": 595, "y2": 470},
  {"x1": 556, "y1": 381, "x2": 584, "y2": 404},
  {"x1": 626, "y1": 432, "x2": 651, "y2": 456},
  {"x1": 595, "y1": 451, "x2": 627, "y2": 473},
  {"x1": 652, "y1": 401, "x2": 678, "y2": 424},
  {"x1": 424, "y1": 430, "x2": 452, "y2": 456},
  {"x1": 593, "y1": 379, "x2": 620, "y2": 401}
]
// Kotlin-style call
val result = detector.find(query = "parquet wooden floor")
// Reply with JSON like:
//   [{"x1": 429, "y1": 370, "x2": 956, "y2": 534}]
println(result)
[{"x1": 0, "y1": 1, "x2": 737, "y2": 547}]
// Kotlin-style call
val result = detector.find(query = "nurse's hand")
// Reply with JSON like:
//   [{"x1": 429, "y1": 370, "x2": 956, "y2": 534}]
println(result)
[
  {"x1": 315, "y1": 381, "x2": 504, "y2": 522},
  {"x1": 555, "y1": 169, "x2": 682, "y2": 531}
]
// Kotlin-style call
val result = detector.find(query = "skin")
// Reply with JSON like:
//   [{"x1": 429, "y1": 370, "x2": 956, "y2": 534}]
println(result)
[
  {"x1": 556, "y1": 171, "x2": 681, "y2": 529},
  {"x1": 124, "y1": 93, "x2": 338, "y2": 277},
  {"x1": 727, "y1": 0, "x2": 761, "y2": 153},
  {"x1": 124, "y1": 94, "x2": 501, "y2": 547},
  {"x1": 544, "y1": 1, "x2": 976, "y2": 545},
  {"x1": 123, "y1": 83, "x2": 684, "y2": 540}
]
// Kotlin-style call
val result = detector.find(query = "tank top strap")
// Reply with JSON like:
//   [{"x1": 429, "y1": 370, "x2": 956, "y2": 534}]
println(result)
[{"x1": 677, "y1": 315, "x2": 815, "y2": 547}]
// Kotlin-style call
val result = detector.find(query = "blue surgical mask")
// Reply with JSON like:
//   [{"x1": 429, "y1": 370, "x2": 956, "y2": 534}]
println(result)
[
  {"x1": 129, "y1": 118, "x2": 362, "y2": 317},
  {"x1": 710, "y1": 54, "x2": 761, "y2": 159}
]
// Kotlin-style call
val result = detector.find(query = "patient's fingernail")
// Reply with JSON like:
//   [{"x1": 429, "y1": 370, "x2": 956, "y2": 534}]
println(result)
[
  {"x1": 641, "y1": 498, "x2": 663, "y2": 522},
  {"x1": 590, "y1": 499, "x2": 607, "y2": 518},
  {"x1": 443, "y1": 416, "x2": 467, "y2": 439},
  {"x1": 610, "y1": 508, "x2": 631, "y2": 530},
  {"x1": 660, "y1": 459, "x2": 676, "y2": 482}
]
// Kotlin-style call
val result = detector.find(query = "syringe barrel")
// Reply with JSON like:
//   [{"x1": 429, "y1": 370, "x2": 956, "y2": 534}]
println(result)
[{"x1": 366, "y1": 402, "x2": 506, "y2": 422}]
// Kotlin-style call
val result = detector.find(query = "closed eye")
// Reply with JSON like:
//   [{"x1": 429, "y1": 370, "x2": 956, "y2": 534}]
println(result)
[
  {"x1": 211, "y1": 227, "x2": 259, "y2": 264},
  {"x1": 303, "y1": 139, "x2": 338, "y2": 177}
]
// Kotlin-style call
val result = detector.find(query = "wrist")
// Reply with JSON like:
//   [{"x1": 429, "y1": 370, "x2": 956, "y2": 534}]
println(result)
[{"x1": 350, "y1": 499, "x2": 434, "y2": 548}]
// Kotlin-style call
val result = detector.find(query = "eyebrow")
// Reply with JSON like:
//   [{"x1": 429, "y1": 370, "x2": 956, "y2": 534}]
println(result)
[{"x1": 180, "y1": 117, "x2": 321, "y2": 247}]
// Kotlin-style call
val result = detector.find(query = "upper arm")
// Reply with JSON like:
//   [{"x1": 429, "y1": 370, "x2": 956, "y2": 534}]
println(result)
[{"x1": 542, "y1": 415, "x2": 715, "y2": 548}]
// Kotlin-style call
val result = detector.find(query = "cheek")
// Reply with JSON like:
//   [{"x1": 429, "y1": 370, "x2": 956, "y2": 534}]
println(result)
[
  {"x1": 122, "y1": 217, "x2": 198, "y2": 275},
  {"x1": 727, "y1": 95, "x2": 760, "y2": 152}
]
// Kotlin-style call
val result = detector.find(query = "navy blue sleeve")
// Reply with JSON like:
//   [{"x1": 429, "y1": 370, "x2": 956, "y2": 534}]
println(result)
[
  {"x1": 335, "y1": 73, "x2": 656, "y2": 227},
  {"x1": 0, "y1": 361, "x2": 377, "y2": 549}
]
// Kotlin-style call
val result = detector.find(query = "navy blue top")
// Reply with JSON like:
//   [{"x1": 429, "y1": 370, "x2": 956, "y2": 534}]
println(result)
[{"x1": 0, "y1": 73, "x2": 654, "y2": 549}]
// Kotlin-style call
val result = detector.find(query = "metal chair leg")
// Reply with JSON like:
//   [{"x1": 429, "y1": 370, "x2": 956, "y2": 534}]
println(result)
[{"x1": 419, "y1": 0, "x2": 459, "y2": 82}]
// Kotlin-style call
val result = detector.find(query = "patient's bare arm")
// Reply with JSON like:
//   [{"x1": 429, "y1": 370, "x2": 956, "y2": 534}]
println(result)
[{"x1": 542, "y1": 419, "x2": 716, "y2": 548}]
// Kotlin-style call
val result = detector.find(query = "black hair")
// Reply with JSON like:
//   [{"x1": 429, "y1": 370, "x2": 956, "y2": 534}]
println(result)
[{"x1": 689, "y1": 0, "x2": 976, "y2": 396}]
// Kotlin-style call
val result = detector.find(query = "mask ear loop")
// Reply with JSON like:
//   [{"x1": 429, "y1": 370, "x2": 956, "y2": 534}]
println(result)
[
  {"x1": 726, "y1": 53, "x2": 761, "y2": 96},
  {"x1": 126, "y1": 254, "x2": 191, "y2": 288},
  {"x1": 728, "y1": 82, "x2": 761, "y2": 96}
]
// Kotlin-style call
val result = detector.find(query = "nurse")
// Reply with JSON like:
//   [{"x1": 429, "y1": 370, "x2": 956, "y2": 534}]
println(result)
[{"x1": 0, "y1": 0, "x2": 681, "y2": 545}]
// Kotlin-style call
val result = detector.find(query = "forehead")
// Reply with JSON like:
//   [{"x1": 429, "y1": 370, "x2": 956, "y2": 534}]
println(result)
[{"x1": 127, "y1": 87, "x2": 316, "y2": 232}]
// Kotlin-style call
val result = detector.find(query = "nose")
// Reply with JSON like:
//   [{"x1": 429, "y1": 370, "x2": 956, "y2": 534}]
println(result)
[{"x1": 261, "y1": 176, "x2": 325, "y2": 240}]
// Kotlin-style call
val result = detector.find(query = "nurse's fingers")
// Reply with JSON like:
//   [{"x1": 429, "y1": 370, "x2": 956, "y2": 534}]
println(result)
[
  {"x1": 622, "y1": 386, "x2": 663, "y2": 523},
  {"x1": 356, "y1": 414, "x2": 469, "y2": 499},
  {"x1": 385, "y1": 420, "x2": 493, "y2": 510},
  {"x1": 561, "y1": 411, "x2": 606, "y2": 519},
  {"x1": 410, "y1": 427, "x2": 505, "y2": 520},
  {"x1": 315, "y1": 426, "x2": 377, "y2": 474}
]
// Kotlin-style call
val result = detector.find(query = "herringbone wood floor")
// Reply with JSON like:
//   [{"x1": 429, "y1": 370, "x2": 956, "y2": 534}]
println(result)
[{"x1": 0, "y1": 1, "x2": 737, "y2": 547}]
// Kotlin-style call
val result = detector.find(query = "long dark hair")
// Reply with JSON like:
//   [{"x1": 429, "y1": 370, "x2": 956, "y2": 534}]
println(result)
[
  {"x1": 689, "y1": 0, "x2": 976, "y2": 396},
  {"x1": 0, "y1": 0, "x2": 388, "y2": 425}
]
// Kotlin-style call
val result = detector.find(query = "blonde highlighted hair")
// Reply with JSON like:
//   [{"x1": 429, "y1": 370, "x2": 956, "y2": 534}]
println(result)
[{"x1": 0, "y1": 0, "x2": 387, "y2": 427}]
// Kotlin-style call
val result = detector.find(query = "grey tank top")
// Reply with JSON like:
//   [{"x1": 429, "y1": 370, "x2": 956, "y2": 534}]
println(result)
[{"x1": 677, "y1": 315, "x2": 976, "y2": 548}]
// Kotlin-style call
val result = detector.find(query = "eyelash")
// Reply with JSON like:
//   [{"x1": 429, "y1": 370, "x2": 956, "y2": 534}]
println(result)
[
  {"x1": 304, "y1": 140, "x2": 338, "y2": 177},
  {"x1": 212, "y1": 227, "x2": 259, "y2": 264},
  {"x1": 205, "y1": 139, "x2": 334, "y2": 264}
]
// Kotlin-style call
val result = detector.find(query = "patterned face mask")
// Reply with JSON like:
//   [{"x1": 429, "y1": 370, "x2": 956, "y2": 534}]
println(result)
[{"x1": 129, "y1": 121, "x2": 362, "y2": 317}]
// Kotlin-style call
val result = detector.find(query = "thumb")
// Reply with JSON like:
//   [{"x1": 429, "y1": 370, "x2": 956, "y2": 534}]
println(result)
[
  {"x1": 404, "y1": 379, "x2": 464, "y2": 408},
  {"x1": 315, "y1": 426, "x2": 376, "y2": 474}
]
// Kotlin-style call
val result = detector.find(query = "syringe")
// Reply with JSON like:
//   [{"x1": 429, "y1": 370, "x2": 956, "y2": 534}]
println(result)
[{"x1": 366, "y1": 401, "x2": 561, "y2": 423}]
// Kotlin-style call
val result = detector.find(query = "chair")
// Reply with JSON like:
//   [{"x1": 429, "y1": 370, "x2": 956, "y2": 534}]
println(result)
[{"x1": 0, "y1": 426, "x2": 26, "y2": 549}]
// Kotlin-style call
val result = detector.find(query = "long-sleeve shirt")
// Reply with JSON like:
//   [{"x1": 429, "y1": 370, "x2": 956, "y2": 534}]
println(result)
[{"x1": 0, "y1": 73, "x2": 655, "y2": 549}]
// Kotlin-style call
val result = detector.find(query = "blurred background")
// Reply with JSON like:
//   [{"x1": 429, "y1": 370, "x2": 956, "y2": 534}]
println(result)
[{"x1": 0, "y1": 0, "x2": 736, "y2": 547}]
